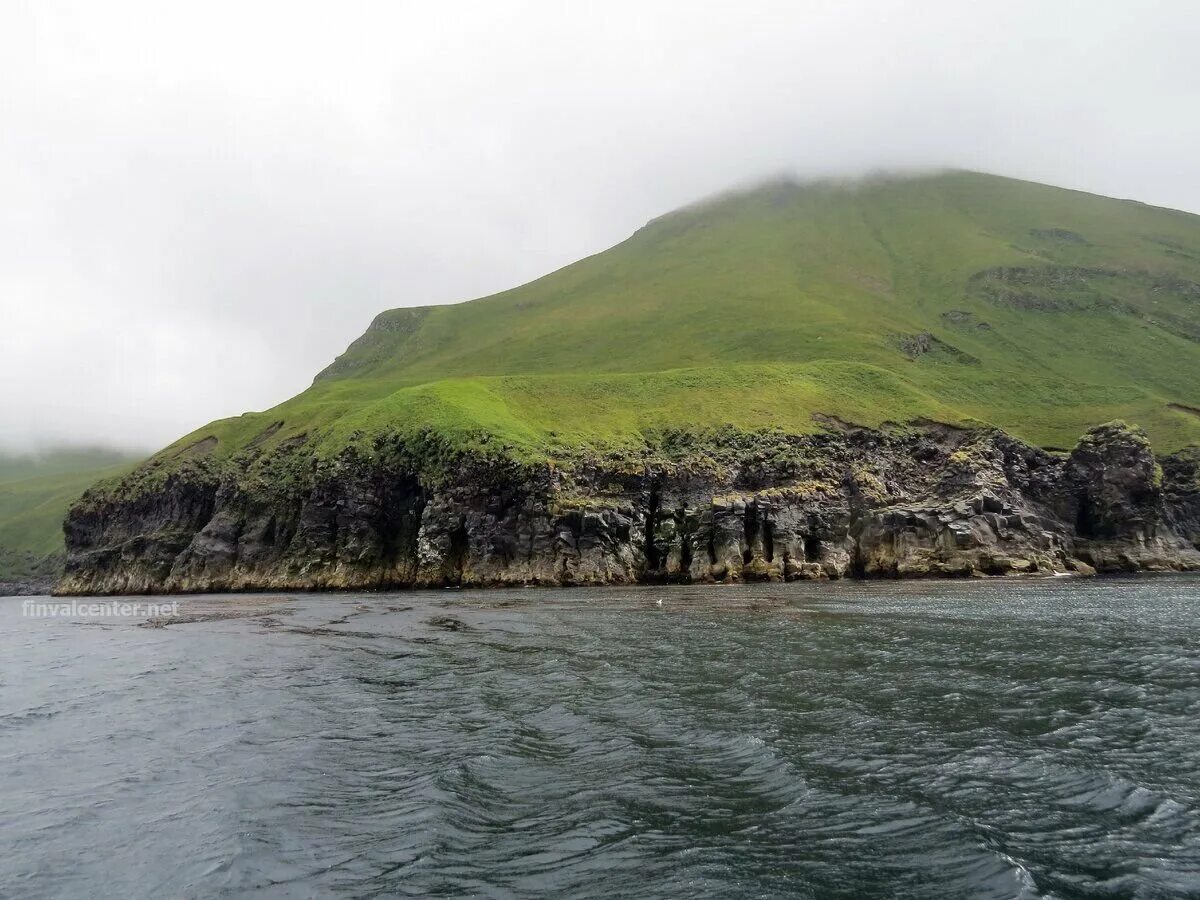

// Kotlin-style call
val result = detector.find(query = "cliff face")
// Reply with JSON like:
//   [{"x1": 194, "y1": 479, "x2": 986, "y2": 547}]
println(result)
[{"x1": 57, "y1": 422, "x2": 1200, "y2": 595}]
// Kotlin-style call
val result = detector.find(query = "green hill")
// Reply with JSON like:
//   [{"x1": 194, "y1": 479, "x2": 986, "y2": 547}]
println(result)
[
  {"x1": 0, "y1": 449, "x2": 141, "y2": 582},
  {"x1": 144, "y1": 169, "x2": 1200, "y2": 472},
  {"x1": 58, "y1": 169, "x2": 1200, "y2": 594}
]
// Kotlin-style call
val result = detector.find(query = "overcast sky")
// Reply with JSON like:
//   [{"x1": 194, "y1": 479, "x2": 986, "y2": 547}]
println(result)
[{"x1": 3, "y1": 0, "x2": 1199, "y2": 452}]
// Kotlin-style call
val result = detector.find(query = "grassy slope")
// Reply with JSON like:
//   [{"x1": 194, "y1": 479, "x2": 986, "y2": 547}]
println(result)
[
  {"x1": 0, "y1": 450, "x2": 141, "y2": 578},
  {"x1": 146, "y1": 171, "x2": 1200, "y2": 477}
]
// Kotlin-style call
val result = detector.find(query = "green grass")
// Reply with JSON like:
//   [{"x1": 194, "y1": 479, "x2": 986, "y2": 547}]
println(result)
[
  {"x1": 108, "y1": 170, "x2": 1200, "y2": 497},
  {"x1": 0, "y1": 449, "x2": 142, "y2": 579}
]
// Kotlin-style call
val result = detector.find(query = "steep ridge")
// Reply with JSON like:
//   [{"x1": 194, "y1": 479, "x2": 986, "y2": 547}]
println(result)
[{"x1": 58, "y1": 171, "x2": 1200, "y2": 593}]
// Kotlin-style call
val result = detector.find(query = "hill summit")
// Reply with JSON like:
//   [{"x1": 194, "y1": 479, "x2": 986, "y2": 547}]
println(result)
[{"x1": 59, "y1": 171, "x2": 1200, "y2": 593}]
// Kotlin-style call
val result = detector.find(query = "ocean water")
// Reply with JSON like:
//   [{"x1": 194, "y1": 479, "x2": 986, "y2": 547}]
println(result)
[{"x1": 1, "y1": 578, "x2": 1198, "y2": 899}]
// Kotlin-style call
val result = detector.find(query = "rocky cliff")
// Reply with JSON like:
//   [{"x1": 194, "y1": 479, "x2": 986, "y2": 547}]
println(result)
[{"x1": 56, "y1": 421, "x2": 1200, "y2": 595}]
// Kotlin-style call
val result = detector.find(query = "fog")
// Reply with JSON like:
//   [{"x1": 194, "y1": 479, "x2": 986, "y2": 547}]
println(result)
[{"x1": 3, "y1": 0, "x2": 1198, "y2": 452}]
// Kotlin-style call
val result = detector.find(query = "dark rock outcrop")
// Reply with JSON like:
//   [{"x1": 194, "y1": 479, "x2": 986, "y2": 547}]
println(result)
[
  {"x1": 56, "y1": 422, "x2": 1200, "y2": 595},
  {"x1": 0, "y1": 575, "x2": 56, "y2": 597}
]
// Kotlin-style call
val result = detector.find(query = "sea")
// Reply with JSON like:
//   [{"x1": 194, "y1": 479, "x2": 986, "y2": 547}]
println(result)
[{"x1": 1, "y1": 577, "x2": 1198, "y2": 898}]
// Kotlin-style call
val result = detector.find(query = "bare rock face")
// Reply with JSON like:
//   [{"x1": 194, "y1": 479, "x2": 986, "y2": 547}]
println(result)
[
  {"x1": 56, "y1": 422, "x2": 1200, "y2": 595},
  {"x1": 1161, "y1": 448, "x2": 1200, "y2": 550},
  {"x1": 1059, "y1": 422, "x2": 1196, "y2": 571},
  {"x1": 1065, "y1": 423, "x2": 1161, "y2": 539}
]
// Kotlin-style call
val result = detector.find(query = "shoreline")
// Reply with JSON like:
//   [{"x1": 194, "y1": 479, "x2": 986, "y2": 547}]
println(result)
[{"x1": 44, "y1": 564, "x2": 1200, "y2": 599}]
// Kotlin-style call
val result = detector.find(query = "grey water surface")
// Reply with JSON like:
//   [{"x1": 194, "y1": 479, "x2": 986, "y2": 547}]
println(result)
[{"x1": 1, "y1": 577, "x2": 1198, "y2": 899}]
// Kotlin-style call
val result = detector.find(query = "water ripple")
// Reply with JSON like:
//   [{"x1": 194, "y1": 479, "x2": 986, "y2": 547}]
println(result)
[{"x1": 1, "y1": 577, "x2": 1199, "y2": 898}]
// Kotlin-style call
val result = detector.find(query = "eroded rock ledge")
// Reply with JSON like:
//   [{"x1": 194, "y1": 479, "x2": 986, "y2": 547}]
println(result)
[{"x1": 56, "y1": 421, "x2": 1200, "y2": 595}]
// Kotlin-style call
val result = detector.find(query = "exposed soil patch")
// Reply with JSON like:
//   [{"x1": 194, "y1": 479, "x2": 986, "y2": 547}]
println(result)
[
  {"x1": 247, "y1": 421, "x2": 285, "y2": 448},
  {"x1": 889, "y1": 331, "x2": 980, "y2": 365},
  {"x1": 1030, "y1": 228, "x2": 1090, "y2": 245},
  {"x1": 172, "y1": 436, "x2": 219, "y2": 459},
  {"x1": 941, "y1": 310, "x2": 991, "y2": 331}
]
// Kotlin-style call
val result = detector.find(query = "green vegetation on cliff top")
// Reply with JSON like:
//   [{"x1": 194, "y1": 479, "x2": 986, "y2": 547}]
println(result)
[{"x1": 135, "y1": 171, "x2": 1200, "y2": 477}]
